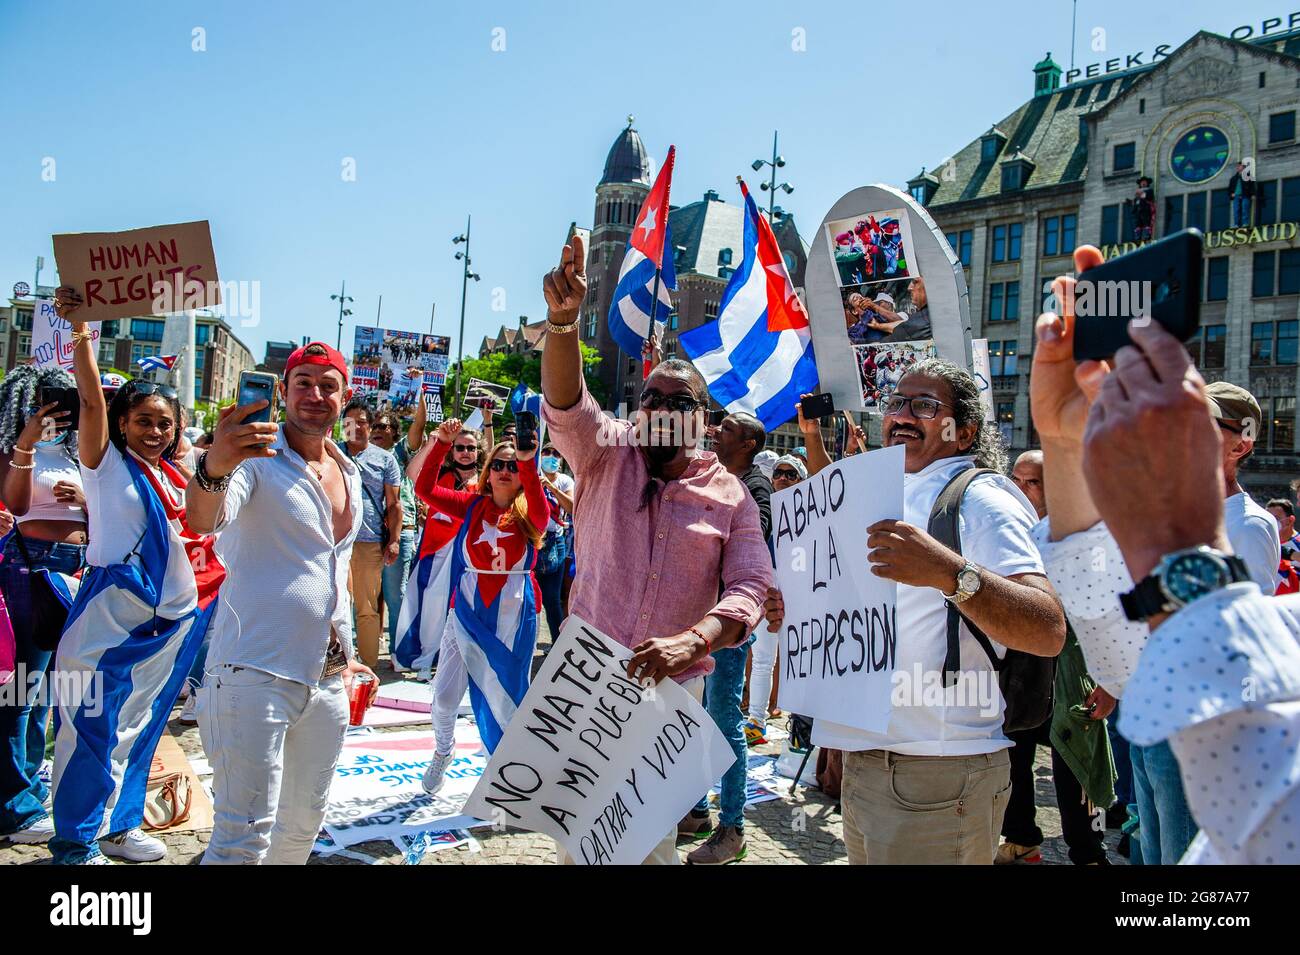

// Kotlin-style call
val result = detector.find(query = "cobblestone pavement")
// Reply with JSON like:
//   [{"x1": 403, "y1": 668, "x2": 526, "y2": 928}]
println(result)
[{"x1": 1, "y1": 627, "x2": 1130, "y2": 867}]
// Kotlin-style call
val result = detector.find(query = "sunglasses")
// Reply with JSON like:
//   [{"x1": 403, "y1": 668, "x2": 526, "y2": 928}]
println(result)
[
  {"x1": 773, "y1": 468, "x2": 800, "y2": 480},
  {"x1": 639, "y1": 389, "x2": 702, "y2": 413},
  {"x1": 881, "y1": 394, "x2": 949, "y2": 420},
  {"x1": 453, "y1": 443, "x2": 478, "y2": 453},
  {"x1": 489, "y1": 459, "x2": 519, "y2": 474},
  {"x1": 127, "y1": 381, "x2": 179, "y2": 400}
]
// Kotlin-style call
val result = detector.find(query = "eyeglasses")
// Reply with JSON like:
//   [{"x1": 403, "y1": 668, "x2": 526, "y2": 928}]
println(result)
[
  {"x1": 773, "y1": 468, "x2": 800, "y2": 481},
  {"x1": 452, "y1": 443, "x2": 478, "y2": 453},
  {"x1": 639, "y1": 389, "x2": 702, "y2": 413},
  {"x1": 489, "y1": 459, "x2": 519, "y2": 474},
  {"x1": 127, "y1": 381, "x2": 179, "y2": 400},
  {"x1": 881, "y1": 394, "x2": 950, "y2": 420}
]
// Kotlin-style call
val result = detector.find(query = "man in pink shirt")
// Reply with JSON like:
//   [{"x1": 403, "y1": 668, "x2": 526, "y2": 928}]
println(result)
[{"x1": 539, "y1": 234, "x2": 771, "y2": 864}]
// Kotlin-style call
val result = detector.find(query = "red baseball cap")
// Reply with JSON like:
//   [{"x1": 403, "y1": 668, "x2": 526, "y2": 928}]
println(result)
[{"x1": 285, "y1": 342, "x2": 349, "y2": 383}]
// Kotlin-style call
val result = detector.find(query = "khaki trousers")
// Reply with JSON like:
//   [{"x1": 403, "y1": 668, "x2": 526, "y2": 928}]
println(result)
[
  {"x1": 349, "y1": 542, "x2": 385, "y2": 668},
  {"x1": 556, "y1": 677, "x2": 704, "y2": 866},
  {"x1": 840, "y1": 748, "x2": 1011, "y2": 865}
]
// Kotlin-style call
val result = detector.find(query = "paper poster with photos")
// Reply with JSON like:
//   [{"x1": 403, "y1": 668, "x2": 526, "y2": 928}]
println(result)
[
  {"x1": 856, "y1": 340, "x2": 937, "y2": 411},
  {"x1": 805, "y1": 186, "x2": 971, "y2": 413},
  {"x1": 351, "y1": 326, "x2": 451, "y2": 416}
]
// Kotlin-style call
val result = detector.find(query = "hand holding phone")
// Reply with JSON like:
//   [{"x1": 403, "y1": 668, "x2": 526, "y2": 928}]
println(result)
[
  {"x1": 515, "y1": 411, "x2": 538, "y2": 453},
  {"x1": 800, "y1": 393, "x2": 835, "y2": 420},
  {"x1": 236, "y1": 371, "x2": 279, "y2": 425}
]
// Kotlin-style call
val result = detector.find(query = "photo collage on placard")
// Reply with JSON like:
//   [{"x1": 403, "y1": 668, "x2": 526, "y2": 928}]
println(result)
[
  {"x1": 824, "y1": 210, "x2": 936, "y2": 410},
  {"x1": 351, "y1": 326, "x2": 451, "y2": 418}
]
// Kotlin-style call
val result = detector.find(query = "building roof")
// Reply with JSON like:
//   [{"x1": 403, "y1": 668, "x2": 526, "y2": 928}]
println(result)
[
  {"x1": 921, "y1": 29, "x2": 1300, "y2": 211},
  {"x1": 600, "y1": 117, "x2": 651, "y2": 185},
  {"x1": 667, "y1": 191, "x2": 742, "y2": 279}
]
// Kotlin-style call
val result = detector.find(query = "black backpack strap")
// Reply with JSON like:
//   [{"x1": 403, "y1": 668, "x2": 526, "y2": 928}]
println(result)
[{"x1": 926, "y1": 467, "x2": 998, "y2": 686}]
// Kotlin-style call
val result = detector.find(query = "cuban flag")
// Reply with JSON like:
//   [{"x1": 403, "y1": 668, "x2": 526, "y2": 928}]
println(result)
[
  {"x1": 136, "y1": 354, "x2": 178, "y2": 373},
  {"x1": 442, "y1": 497, "x2": 540, "y2": 752},
  {"x1": 51, "y1": 451, "x2": 221, "y2": 855},
  {"x1": 508, "y1": 381, "x2": 548, "y2": 447},
  {"x1": 680, "y1": 180, "x2": 819, "y2": 431},
  {"x1": 392, "y1": 542, "x2": 455, "y2": 672},
  {"x1": 607, "y1": 146, "x2": 677, "y2": 360}
]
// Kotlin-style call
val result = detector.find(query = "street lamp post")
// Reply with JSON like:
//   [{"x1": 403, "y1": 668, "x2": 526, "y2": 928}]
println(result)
[
  {"x1": 451, "y1": 215, "x2": 481, "y2": 414},
  {"x1": 331, "y1": 282, "x2": 354, "y2": 351},
  {"x1": 751, "y1": 130, "x2": 794, "y2": 223}
]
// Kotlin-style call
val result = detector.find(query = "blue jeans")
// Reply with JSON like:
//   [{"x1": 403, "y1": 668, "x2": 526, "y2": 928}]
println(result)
[
  {"x1": 0, "y1": 536, "x2": 85, "y2": 835},
  {"x1": 693, "y1": 638, "x2": 751, "y2": 828},
  {"x1": 1130, "y1": 739, "x2": 1197, "y2": 864},
  {"x1": 1108, "y1": 703, "x2": 1133, "y2": 808},
  {"x1": 1232, "y1": 195, "x2": 1252, "y2": 227},
  {"x1": 382, "y1": 529, "x2": 416, "y2": 647},
  {"x1": 537, "y1": 567, "x2": 566, "y2": 647}
]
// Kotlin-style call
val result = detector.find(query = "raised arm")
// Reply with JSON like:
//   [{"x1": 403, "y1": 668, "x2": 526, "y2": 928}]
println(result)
[
  {"x1": 55, "y1": 288, "x2": 108, "y2": 470},
  {"x1": 796, "y1": 395, "x2": 833, "y2": 475},
  {"x1": 414, "y1": 419, "x2": 477, "y2": 519},
  {"x1": 514, "y1": 445, "x2": 550, "y2": 537},
  {"x1": 540, "y1": 233, "x2": 587, "y2": 412}
]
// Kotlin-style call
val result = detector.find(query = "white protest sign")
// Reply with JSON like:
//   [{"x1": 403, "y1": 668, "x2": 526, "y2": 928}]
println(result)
[
  {"x1": 463, "y1": 407, "x2": 484, "y2": 432},
  {"x1": 971, "y1": 338, "x2": 995, "y2": 424},
  {"x1": 463, "y1": 615, "x2": 735, "y2": 865},
  {"x1": 771, "y1": 443, "x2": 904, "y2": 732},
  {"x1": 30, "y1": 298, "x2": 101, "y2": 371}
]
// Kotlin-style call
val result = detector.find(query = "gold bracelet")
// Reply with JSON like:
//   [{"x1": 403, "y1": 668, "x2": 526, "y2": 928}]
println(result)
[
  {"x1": 71, "y1": 327, "x2": 96, "y2": 345},
  {"x1": 545, "y1": 319, "x2": 579, "y2": 335}
]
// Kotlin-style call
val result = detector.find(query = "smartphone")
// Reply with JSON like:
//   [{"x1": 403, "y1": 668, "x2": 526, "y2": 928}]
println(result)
[
  {"x1": 237, "y1": 371, "x2": 279, "y2": 424},
  {"x1": 800, "y1": 393, "x2": 836, "y2": 420},
  {"x1": 35, "y1": 385, "x2": 80, "y2": 432},
  {"x1": 515, "y1": 411, "x2": 538, "y2": 452},
  {"x1": 708, "y1": 409, "x2": 727, "y2": 427},
  {"x1": 1072, "y1": 229, "x2": 1203, "y2": 362}
]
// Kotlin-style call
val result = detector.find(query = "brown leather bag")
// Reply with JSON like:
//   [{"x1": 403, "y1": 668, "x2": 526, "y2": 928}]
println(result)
[{"x1": 815, "y1": 748, "x2": 843, "y2": 800}]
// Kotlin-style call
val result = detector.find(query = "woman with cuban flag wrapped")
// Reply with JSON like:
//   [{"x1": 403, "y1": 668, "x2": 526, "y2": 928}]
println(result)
[
  {"x1": 47, "y1": 287, "x2": 224, "y2": 865},
  {"x1": 414, "y1": 416, "x2": 549, "y2": 795}
]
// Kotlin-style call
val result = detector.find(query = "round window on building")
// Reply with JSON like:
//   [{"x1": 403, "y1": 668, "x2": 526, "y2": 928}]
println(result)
[{"x1": 1169, "y1": 125, "x2": 1230, "y2": 184}]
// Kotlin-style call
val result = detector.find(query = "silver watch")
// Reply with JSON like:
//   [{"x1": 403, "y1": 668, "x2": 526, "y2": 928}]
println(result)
[{"x1": 944, "y1": 560, "x2": 982, "y2": 604}]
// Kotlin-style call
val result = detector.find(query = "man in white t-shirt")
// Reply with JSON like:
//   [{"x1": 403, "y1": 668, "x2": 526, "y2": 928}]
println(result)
[
  {"x1": 1204, "y1": 382, "x2": 1278, "y2": 593},
  {"x1": 765, "y1": 360, "x2": 1065, "y2": 865}
]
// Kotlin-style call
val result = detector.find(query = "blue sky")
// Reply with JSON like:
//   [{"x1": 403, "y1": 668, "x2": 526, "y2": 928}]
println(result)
[{"x1": 0, "y1": 0, "x2": 1279, "y2": 361}]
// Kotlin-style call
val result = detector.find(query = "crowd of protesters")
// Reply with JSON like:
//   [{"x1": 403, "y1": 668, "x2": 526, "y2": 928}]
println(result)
[{"x1": 1, "y1": 236, "x2": 1298, "y2": 866}]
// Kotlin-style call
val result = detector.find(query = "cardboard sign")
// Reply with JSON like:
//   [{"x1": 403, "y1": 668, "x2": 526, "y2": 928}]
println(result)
[
  {"x1": 463, "y1": 615, "x2": 735, "y2": 865},
  {"x1": 52, "y1": 220, "x2": 221, "y2": 324},
  {"x1": 30, "y1": 298, "x2": 101, "y2": 371},
  {"x1": 771, "y1": 444, "x2": 904, "y2": 732},
  {"x1": 351, "y1": 326, "x2": 451, "y2": 416}
]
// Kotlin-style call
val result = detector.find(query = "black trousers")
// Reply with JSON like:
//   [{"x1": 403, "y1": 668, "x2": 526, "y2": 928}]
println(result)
[{"x1": 1001, "y1": 721, "x2": 1107, "y2": 865}]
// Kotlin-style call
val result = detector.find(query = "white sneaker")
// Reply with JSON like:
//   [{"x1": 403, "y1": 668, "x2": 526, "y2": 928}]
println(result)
[
  {"x1": 100, "y1": 827, "x2": 167, "y2": 862},
  {"x1": 177, "y1": 694, "x2": 199, "y2": 725},
  {"x1": 4, "y1": 815, "x2": 54, "y2": 844},
  {"x1": 82, "y1": 853, "x2": 114, "y2": 865},
  {"x1": 422, "y1": 750, "x2": 455, "y2": 795},
  {"x1": 417, "y1": 666, "x2": 433, "y2": 683}
]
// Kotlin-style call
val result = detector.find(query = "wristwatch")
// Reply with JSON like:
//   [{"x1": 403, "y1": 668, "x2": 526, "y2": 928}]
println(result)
[
  {"x1": 944, "y1": 560, "x2": 982, "y2": 604},
  {"x1": 1119, "y1": 546, "x2": 1250, "y2": 622}
]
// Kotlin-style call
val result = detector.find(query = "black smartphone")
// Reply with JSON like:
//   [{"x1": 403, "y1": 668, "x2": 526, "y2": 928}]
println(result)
[
  {"x1": 515, "y1": 411, "x2": 538, "y2": 452},
  {"x1": 35, "y1": 385, "x2": 80, "y2": 432},
  {"x1": 237, "y1": 371, "x2": 279, "y2": 424},
  {"x1": 708, "y1": 409, "x2": 726, "y2": 427},
  {"x1": 1072, "y1": 229, "x2": 1203, "y2": 362},
  {"x1": 800, "y1": 392, "x2": 836, "y2": 420}
]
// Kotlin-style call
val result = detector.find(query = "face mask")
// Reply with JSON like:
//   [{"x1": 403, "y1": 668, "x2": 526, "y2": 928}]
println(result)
[
  {"x1": 541, "y1": 456, "x2": 560, "y2": 473},
  {"x1": 35, "y1": 435, "x2": 66, "y2": 449}
]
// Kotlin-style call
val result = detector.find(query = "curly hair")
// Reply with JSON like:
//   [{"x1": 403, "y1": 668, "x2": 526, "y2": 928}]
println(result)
[
  {"x1": 0, "y1": 365, "x2": 79, "y2": 459},
  {"x1": 904, "y1": 358, "x2": 1008, "y2": 473}
]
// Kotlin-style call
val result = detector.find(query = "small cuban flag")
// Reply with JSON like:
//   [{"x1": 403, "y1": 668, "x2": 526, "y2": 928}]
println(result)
[
  {"x1": 136, "y1": 354, "x2": 179, "y2": 373},
  {"x1": 679, "y1": 179, "x2": 819, "y2": 431},
  {"x1": 607, "y1": 145, "x2": 677, "y2": 361}
]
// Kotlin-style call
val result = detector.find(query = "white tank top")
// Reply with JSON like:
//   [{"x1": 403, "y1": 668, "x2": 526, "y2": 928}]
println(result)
[{"x1": 17, "y1": 442, "x2": 87, "y2": 525}]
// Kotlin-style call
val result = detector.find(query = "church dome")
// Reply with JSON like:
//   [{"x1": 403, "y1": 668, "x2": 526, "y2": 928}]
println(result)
[{"x1": 600, "y1": 116, "x2": 650, "y2": 185}]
